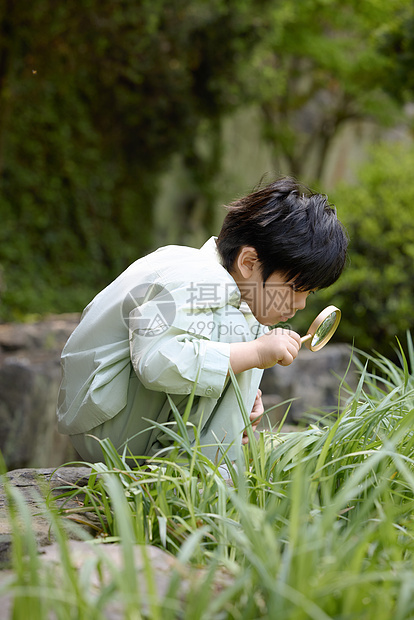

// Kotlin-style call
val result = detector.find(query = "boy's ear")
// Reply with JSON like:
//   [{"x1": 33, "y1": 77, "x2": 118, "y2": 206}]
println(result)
[{"x1": 236, "y1": 246, "x2": 259, "y2": 279}]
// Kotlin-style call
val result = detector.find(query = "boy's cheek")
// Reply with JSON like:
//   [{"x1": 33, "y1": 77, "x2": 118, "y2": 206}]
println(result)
[{"x1": 262, "y1": 287, "x2": 294, "y2": 317}]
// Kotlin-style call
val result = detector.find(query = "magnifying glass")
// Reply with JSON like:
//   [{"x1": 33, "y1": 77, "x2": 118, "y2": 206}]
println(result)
[{"x1": 300, "y1": 305, "x2": 341, "y2": 352}]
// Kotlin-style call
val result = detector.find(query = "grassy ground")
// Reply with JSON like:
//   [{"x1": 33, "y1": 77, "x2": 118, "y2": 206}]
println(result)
[{"x1": 2, "y1": 337, "x2": 414, "y2": 618}]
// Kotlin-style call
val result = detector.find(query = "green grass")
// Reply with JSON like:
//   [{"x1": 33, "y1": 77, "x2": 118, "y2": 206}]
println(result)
[{"x1": 3, "y1": 336, "x2": 414, "y2": 617}]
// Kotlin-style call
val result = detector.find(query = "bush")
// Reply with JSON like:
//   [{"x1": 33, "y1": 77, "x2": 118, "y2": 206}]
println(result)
[
  {"x1": 0, "y1": 0, "x2": 266, "y2": 321},
  {"x1": 303, "y1": 141, "x2": 414, "y2": 356}
]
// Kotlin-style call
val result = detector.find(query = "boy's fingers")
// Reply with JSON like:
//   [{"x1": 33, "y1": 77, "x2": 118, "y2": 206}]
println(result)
[
  {"x1": 251, "y1": 393, "x2": 264, "y2": 419},
  {"x1": 243, "y1": 389, "x2": 265, "y2": 444}
]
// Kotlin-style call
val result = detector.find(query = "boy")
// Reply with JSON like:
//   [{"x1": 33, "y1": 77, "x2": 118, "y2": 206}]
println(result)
[{"x1": 57, "y1": 177, "x2": 348, "y2": 464}]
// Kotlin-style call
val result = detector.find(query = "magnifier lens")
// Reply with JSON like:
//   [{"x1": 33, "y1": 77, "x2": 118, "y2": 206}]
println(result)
[
  {"x1": 311, "y1": 311, "x2": 337, "y2": 348},
  {"x1": 301, "y1": 306, "x2": 341, "y2": 351}
]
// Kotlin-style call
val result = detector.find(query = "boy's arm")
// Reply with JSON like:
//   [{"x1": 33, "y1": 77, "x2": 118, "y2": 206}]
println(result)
[
  {"x1": 128, "y1": 280, "x2": 301, "y2": 394},
  {"x1": 229, "y1": 328, "x2": 301, "y2": 373}
]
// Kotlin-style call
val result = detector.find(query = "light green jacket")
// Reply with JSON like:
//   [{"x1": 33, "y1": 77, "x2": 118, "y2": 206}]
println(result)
[{"x1": 57, "y1": 238, "x2": 264, "y2": 462}]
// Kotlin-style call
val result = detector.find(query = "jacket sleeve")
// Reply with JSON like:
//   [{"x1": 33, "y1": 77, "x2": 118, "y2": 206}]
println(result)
[
  {"x1": 127, "y1": 280, "x2": 243, "y2": 397},
  {"x1": 130, "y1": 329, "x2": 230, "y2": 397}
]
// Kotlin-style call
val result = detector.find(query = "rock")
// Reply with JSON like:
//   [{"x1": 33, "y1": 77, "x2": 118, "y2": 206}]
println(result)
[
  {"x1": 0, "y1": 535, "x2": 12, "y2": 569},
  {"x1": 0, "y1": 467, "x2": 234, "y2": 618},
  {"x1": 0, "y1": 315, "x2": 81, "y2": 470},
  {"x1": 38, "y1": 541, "x2": 233, "y2": 618},
  {"x1": 260, "y1": 344, "x2": 356, "y2": 425},
  {"x1": 0, "y1": 467, "x2": 95, "y2": 551}
]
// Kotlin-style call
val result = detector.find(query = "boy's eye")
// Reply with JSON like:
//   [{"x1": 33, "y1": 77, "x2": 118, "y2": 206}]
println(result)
[{"x1": 290, "y1": 284, "x2": 316, "y2": 295}]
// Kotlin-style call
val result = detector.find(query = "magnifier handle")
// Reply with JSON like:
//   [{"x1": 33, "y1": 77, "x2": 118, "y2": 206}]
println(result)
[{"x1": 300, "y1": 334, "x2": 312, "y2": 344}]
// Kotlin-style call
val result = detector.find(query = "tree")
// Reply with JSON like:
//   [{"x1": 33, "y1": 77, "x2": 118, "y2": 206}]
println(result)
[
  {"x1": 376, "y1": 2, "x2": 414, "y2": 103},
  {"x1": 0, "y1": 0, "x2": 412, "y2": 320},
  {"x1": 0, "y1": 0, "x2": 272, "y2": 318},
  {"x1": 249, "y1": 0, "x2": 411, "y2": 181}
]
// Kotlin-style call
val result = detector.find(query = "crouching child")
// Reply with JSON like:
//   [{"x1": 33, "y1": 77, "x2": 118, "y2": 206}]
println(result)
[{"x1": 57, "y1": 177, "x2": 348, "y2": 466}]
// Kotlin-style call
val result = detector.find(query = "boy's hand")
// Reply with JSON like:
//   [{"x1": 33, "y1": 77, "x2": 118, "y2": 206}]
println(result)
[
  {"x1": 255, "y1": 328, "x2": 301, "y2": 369},
  {"x1": 242, "y1": 389, "x2": 264, "y2": 445},
  {"x1": 229, "y1": 327, "x2": 301, "y2": 374}
]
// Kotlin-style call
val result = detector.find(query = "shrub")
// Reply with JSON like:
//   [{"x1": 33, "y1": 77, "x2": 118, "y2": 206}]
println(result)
[{"x1": 304, "y1": 141, "x2": 414, "y2": 356}]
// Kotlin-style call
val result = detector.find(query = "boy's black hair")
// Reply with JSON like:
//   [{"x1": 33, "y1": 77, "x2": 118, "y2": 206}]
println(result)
[{"x1": 216, "y1": 176, "x2": 348, "y2": 291}]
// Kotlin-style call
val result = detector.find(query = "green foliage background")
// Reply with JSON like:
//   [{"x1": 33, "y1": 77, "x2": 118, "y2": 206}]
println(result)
[
  {"x1": 1, "y1": 0, "x2": 264, "y2": 318},
  {"x1": 1, "y1": 0, "x2": 414, "y2": 355},
  {"x1": 311, "y1": 142, "x2": 414, "y2": 356}
]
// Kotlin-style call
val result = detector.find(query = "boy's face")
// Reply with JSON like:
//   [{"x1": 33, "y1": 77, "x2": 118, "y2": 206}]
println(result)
[
  {"x1": 238, "y1": 269, "x2": 311, "y2": 326},
  {"x1": 232, "y1": 247, "x2": 312, "y2": 326}
]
